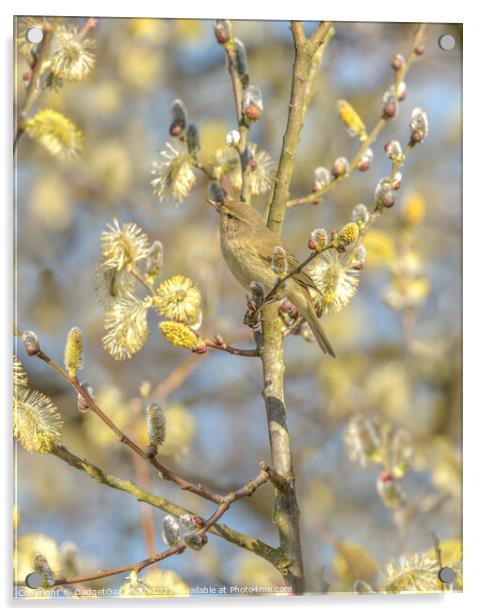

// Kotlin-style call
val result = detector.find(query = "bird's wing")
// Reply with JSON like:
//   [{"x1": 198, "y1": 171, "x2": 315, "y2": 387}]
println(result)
[{"x1": 257, "y1": 233, "x2": 323, "y2": 298}]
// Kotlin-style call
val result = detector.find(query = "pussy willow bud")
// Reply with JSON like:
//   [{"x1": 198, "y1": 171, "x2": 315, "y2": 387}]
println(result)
[
  {"x1": 179, "y1": 513, "x2": 204, "y2": 532},
  {"x1": 375, "y1": 177, "x2": 395, "y2": 209},
  {"x1": 414, "y1": 44, "x2": 425, "y2": 56},
  {"x1": 146, "y1": 241, "x2": 164, "y2": 278},
  {"x1": 214, "y1": 19, "x2": 232, "y2": 44},
  {"x1": 356, "y1": 147, "x2": 373, "y2": 172},
  {"x1": 226, "y1": 129, "x2": 240, "y2": 147},
  {"x1": 391, "y1": 172, "x2": 402, "y2": 191},
  {"x1": 146, "y1": 402, "x2": 166, "y2": 457},
  {"x1": 382, "y1": 91, "x2": 398, "y2": 119},
  {"x1": 170, "y1": 99, "x2": 187, "y2": 136},
  {"x1": 22, "y1": 330, "x2": 40, "y2": 356},
  {"x1": 409, "y1": 107, "x2": 429, "y2": 144},
  {"x1": 271, "y1": 246, "x2": 288, "y2": 279},
  {"x1": 234, "y1": 38, "x2": 249, "y2": 83},
  {"x1": 351, "y1": 203, "x2": 370, "y2": 224},
  {"x1": 249, "y1": 281, "x2": 265, "y2": 308},
  {"x1": 331, "y1": 156, "x2": 349, "y2": 179},
  {"x1": 208, "y1": 180, "x2": 226, "y2": 204},
  {"x1": 243, "y1": 84, "x2": 263, "y2": 121},
  {"x1": 184, "y1": 532, "x2": 208, "y2": 551},
  {"x1": 64, "y1": 327, "x2": 84, "y2": 377},
  {"x1": 308, "y1": 228, "x2": 328, "y2": 251},
  {"x1": 377, "y1": 470, "x2": 403, "y2": 509},
  {"x1": 391, "y1": 53, "x2": 405, "y2": 71},
  {"x1": 312, "y1": 166, "x2": 330, "y2": 192},
  {"x1": 354, "y1": 245, "x2": 367, "y2": 269},
  {"x1": 162, "y1": 514, "x2": 181, "y2": 546},
  {"x1": 384, "y1": 139, "x2": 403, "y2": 162},
  {"x1": 33, "y1": 553, "x2": 55, "y2": 588},
  {"x1": 77, "y1": 381, "x2": 95, "y2": 412},
  {"x1": 338, "y1": 222, "x2": 359, "y2": 246},
  {"x1": 186, "y1": 124, "x2": 200, "y2": 155}
]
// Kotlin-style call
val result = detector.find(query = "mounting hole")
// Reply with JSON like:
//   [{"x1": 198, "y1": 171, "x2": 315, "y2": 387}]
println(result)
[
  {"x1": 25, "y1": 572, "x2": 43, "y2": 589},
  {"x1": 438, "y1": 566, "x2": 456, "y2": 584},
  {"x1": 26, "y1": 27, "x2": 44, "y2": 44},
  {"x1": 439, "y1": 34, "x2": 456, "y2": 51}
]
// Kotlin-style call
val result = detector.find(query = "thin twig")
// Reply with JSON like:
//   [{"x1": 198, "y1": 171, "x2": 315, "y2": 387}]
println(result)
[
  {"x1": 18, "y1": 337, "x2": 227, "y2": 505},
  {"x1": 16, "y1": 465, "x2": 270, "y2": 588},
  {"x1": 14, "y1": 21, "x2": 56, "y2": 150},
  {"x1": 222, "y1": 31, "x2": 251, "y2": 202},
  {"x1": 205, "y1": 339, "x2": 260, "y2": 357},
  {"x1": 265, "y1": 244, "x2": 335, "y2": 304},
  {"x1": 287, "y1": 24, "x2": 427, "y2": 208},
  {"x1": 46, "y1": 444, "x2": 278, "y2": 561}
]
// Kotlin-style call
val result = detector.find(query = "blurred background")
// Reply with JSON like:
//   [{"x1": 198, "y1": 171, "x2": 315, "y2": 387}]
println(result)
[{"x1": 14, "y1": 18, "x2": 462, "y2": 595}]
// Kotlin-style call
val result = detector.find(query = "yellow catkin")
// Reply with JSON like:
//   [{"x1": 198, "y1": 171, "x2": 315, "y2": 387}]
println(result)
[
  {"x1": 159, "y1": 321, "x2": 200, "y2": 350},
  {"x1": 339, "y1": 223, "x2": 359, "y2": 245},
  {"x1": 64, "y1": 327, "x2": 84, "y2": 377},
  {"x1": 337, "y1": 100, "x2": 367, "y2": 141}
]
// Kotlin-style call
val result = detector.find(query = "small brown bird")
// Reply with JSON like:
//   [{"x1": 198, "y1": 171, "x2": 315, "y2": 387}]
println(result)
[{"x1": 212, "y1": 198, "x2": 335, "y2": 357}]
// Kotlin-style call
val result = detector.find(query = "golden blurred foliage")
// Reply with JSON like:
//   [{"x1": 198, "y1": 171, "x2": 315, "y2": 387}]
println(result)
[
  {"x1": 363, "y1": 229, "x2": 396, "y2": 267},
  {"x1": 31, "y1": 173, "x2": 73, "y2": 231},
  {"x1": 332, "y1": 542, "x2": 379, "y2": 587}
]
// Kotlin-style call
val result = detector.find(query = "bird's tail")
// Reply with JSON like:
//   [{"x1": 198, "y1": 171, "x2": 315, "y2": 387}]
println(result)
[{"x1": 301, "y1": 303, "x2": 336, "y2": 358}]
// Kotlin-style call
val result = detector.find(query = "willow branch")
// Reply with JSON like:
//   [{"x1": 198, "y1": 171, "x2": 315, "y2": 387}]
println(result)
[
  {"x1": 258, "y1": 20, "x2": 335, "y2": 596},
  {"x1": 205, "y1": 339, "x2": 260, "y2": 357},
  {"x1": 18, "y1": 337, "x2": 228, "y2": 505},
  {"x1": 47, "y1": 444, "x2": 278, "y2": 564},
  {"x1": 287, "y1": 23, "x2": 427, "y2": 208},
  {"x1": 222, "y1": 31, "x2": 251, "y2": 202},
  {"x1": 267, "y1": 21, "x2": 332, "y2": 235},
  {"x1": 14, "y1": 21, "x2": 56, "y2": 150},
  {"x1": 16, "y1": 445, "x2": 277, "y2": 586}
]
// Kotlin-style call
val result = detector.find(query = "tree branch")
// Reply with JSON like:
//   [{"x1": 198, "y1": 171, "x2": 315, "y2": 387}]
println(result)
[
  {"x1": 258, "y1": 20, "x2": 334, "y2": 595},
  {"x1": 267, "y1": 21, "x2": 332, "y2": 235},
  {"x1": 20, "y1": 340, "x2": 228, "y2": 505},
  {"x1": 287, "y1": 23, "x2": 427, "y2": 208},
  {"x1": 48, "y1": 444, "x2": 279, "y2": 563},
  {"x1": 14, "y1": 21, "x2": 56, "y2": 150}
]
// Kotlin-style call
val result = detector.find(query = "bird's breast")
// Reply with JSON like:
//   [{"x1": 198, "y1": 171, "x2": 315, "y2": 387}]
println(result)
[{"x1": 220, "y1": 229, "x2": 274, "y2": 292}]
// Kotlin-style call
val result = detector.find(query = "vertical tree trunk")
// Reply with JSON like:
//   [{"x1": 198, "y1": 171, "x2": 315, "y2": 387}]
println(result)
[{"x1": 260, "y1": 306, "x2": 305, "y2": 593}]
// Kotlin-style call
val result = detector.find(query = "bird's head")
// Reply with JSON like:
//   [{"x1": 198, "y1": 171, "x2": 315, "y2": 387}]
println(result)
[{"x1": 207, "y1": 198, "x2": 263, "y2": 229}]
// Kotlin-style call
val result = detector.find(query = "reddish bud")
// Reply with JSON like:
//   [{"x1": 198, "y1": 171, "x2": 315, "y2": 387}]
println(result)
[
  {"x1": 357, "y1": 159, "x2": 371, "y2": 172},
  {"x1": 244, "y1": 104, "x2": 262, "y2": 121},
  {"x1": 169, "y1": 122, "x2": 183, "y2": 137},
  {"x1": 383, "y1": 101, "x2": 397, "y2": 119},
  {"x1": 194, "y1": 342, "x2": 207, "y2": 354},
  {"x1": 146, "y1": 444, "x2": 158, "y2": 458},
  {"x1": 191, "y1": 516, "x2": 205, "y2": 528},
  {"x1": 414, "y1": 45, "x2": 425, "y2": 56},
  {"x1": 308, "y1": 239, "x2": 317, "y2": 250},
  {"x1": 336, "y1": 245, "x2": 346, "y2": 254},
  {"x1": 391, "y1": 53, "x2": 405, "y2": 71},
  {"x1": 379, "y1": 469, "x2": 394, "y2": 483},
  {"x1": 214, "y1": 334, "x2": 225, "y2": 346}
]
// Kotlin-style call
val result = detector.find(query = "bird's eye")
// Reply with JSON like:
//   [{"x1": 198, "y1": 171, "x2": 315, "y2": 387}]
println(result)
[{"x1": 226, "y1": 213, "x2": 235, "y2": 220}]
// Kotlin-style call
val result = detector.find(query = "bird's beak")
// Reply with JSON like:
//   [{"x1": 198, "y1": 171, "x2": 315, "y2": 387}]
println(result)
[{"x1": 206, "y1": 198, "x2": 221, "y2": 213}]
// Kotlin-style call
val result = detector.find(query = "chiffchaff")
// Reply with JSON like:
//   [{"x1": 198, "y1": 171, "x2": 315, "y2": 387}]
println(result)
[{"x1": 212, "y1": 199, "x2": 335, "y2": 357}]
